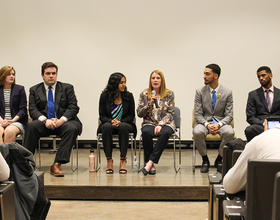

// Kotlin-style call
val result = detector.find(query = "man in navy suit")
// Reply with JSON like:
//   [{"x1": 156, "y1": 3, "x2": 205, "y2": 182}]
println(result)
[
  {"x1": 24, "y1": 62, "x2": 82, "y2": 177},
  {"x1": 245, "y1": 66, "x2": 280, "y2": 142}
]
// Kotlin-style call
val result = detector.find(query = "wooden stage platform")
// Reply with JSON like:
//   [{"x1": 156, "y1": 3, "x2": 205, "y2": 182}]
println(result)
[{"x1": 39, "y1": 148, "x2": 220, "y2": 201}]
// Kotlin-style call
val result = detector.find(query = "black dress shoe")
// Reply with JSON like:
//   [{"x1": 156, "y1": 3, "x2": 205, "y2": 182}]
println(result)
[
  {"x1": 141, "y1": 167, "x2": 148, "y2": 175},
  {"x1": 149, "y1": 169, "x2": 156, "y2": 175},
  {"x1": 200, "y1": 162, "x2": 209, "y2": 173}
]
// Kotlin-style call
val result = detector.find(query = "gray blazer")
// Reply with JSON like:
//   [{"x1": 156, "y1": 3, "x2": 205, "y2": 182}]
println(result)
[{"x1": 194, "y1": 84, "x2": 233, "y2": 126}]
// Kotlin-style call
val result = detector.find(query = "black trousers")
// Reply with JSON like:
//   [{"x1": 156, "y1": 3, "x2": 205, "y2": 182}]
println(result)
[
  {"x1": 142, "y1": 125, "x2": 174, "y2": 164},
  {"x1": 244, "y1": 124, "x2": 264, "y2": 142},
  {"x1": 23, "y1": 120, "x2": 79, "y2": 164},
  {"x1": 100, "y1": 122, "x2": 134, "y2": 158}
]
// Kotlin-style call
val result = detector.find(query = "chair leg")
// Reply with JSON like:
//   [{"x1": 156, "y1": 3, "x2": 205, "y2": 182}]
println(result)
[
  {"x1": 95, "y1": 135, "x2": 101, "y2": 172},
  {"x1": 49, "y1": 138, "x2": 57, "y2": 154},
  {"x1": 173, "y1": 136, "x2": 181, "y2": 173},
  {"x1": 71, "y1": 138, "x2": 78, "y2": 172},
  {"x1": 138, "y1": 136, "x2": 143, "y2": 172},
  {"x1": 192, "y1": 141, "x2": 196, "y2": 172},
  {"x1": 130, "y1": 134, "x2": 134, "y2": 169},
  {"x1": 36, "y1": 139, "x2": 42, "y2": 170}
]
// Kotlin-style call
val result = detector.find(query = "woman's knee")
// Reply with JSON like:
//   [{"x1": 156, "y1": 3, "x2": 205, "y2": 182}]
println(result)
[
  {"x1": 0, "y1": 127, "x2": 5, "y2": 138},
  {"x1": 4, "y1": 126, "x2": 19, "y2": 138}
]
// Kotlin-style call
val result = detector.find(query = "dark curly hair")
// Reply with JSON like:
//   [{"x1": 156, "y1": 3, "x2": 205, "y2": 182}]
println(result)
[{"x1": 103, "y1": 72, "x2": 129, "y2": 101}]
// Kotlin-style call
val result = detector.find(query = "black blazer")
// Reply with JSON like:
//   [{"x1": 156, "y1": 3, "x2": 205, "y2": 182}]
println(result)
[
  {"x1": 0, "y1": 84, "x2": 28, "y2": 127},
  {"x1": 28, "y1": 81, "x2": 82, "y2": 135},
  {"x1": 246, "y1": 86, "x2": 280, "y2": 125},
  {"x1": 97, "y1": 91, "x2": 137, "y2": 136}
]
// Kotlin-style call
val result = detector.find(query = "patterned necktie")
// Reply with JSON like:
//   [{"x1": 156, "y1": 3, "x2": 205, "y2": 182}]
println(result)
[
  {"x1": 265, "y1": 90, "x2": 271, "y2": 111},
  {"x1": 212, "y1": 90, "x2": 217, "y2": 110},
  {"x1": 48, "y1": 86, "x2": 55, "y2": 119}
]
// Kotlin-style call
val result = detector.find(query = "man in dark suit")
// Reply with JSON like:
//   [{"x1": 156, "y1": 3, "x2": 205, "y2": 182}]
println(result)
[
  {"x1": 245, "y1": 66, "x2": 280, "y2": 142},
  {"x1": 193, "y1": 64, "x2": 235, "y2": 173},
  {"x1": 24, "y1": 62, "x2": 82, "y2": 177}
]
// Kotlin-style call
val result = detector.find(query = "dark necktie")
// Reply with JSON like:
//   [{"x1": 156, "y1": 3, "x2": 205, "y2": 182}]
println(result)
[
  {"x1": 48, "y1": 86, "x2": 55, "y2": 119},
  {"x1": 265, "y1": 90, "x2": 271, "y2": 111},
  {"x1": 212, "y1": 90, "x2": 216, "y2": 110}
]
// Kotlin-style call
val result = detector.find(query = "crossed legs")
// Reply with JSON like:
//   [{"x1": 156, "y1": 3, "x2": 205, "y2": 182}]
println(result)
[{"x1": 141, "y1": 125, "x2": 173, "y2": 175}]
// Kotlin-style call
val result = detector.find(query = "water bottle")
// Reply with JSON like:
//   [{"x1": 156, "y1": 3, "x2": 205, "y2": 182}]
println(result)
[
  {"x1": 89, "y1": 149, "x2": 95, "y2": 172},
  {"x1": 133, "y1": 155, "x2": 139, "y2": 172}
]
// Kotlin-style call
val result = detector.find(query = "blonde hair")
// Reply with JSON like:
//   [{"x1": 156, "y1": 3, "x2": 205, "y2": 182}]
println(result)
[
  {"x1": 147, "y1": 70, "x2": 168, "y2": 98},
  {"x1": 0, "y1": 66, "x2": 16, "y2": 86}
]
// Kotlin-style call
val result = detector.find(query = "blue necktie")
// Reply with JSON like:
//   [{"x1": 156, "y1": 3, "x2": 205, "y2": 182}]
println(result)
[
  {"x1": 212, "y1": 90, "x2": 218, "y2": 124},
  {"x1": 212, "y1": 90, "x2": 216, "y2": 110},
  {"x1": 48, "y1": 86, "x2": 55, "y2": 119}
]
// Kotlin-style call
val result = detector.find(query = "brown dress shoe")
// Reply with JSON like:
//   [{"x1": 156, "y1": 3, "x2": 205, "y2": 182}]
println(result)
[{"x1": 50, "y1": 163, "x2": 64, "y2": 177}]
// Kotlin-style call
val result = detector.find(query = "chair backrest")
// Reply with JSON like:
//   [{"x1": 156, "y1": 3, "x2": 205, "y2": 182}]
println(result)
[
  {"x1": 222, "y1": 146, "x2": 243, "y2": 179},
  {"x1": 232, "y1": 150, "x2": 243, "y2": 166},
  {"x1": 174, "y1": 107, "x2": 180, "y2": 129},
  {"x1": 246, "y1": 159, "x2": 280, "y2": 220},
  {"x1": 192, "y1": 109, "x2": 234, "y2": 128},
  {"x1": 222, "y1": 146, "x2": 233, "y2": 178},
  {"x1": 272, "y1": 172, "x2": 280, "y2": 220}
]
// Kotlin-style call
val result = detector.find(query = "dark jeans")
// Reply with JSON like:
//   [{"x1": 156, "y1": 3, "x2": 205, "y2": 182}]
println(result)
[
  {"x1": 142, "y1": 125, "x2": 173, "y2": 164},
  {"x1": 100, "y1": 122, "x2": 134, "y2": 158}
]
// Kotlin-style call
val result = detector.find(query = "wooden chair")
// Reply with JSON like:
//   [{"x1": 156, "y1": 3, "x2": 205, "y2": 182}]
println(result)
[
  {"x1": 0, "y1": 181, "x2": 15, "y2": 220},
  {"x1": 208, "y1": 146, "x2": 243, "y2": 220},
  {"x1": 223, "y1": 159, "x2": 280, "y2": 220},
  {"x1": 272, "y1": 171, "x2": 280, "y2": 220}
]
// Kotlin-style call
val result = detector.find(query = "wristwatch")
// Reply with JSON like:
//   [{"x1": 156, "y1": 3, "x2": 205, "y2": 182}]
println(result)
[{"x1": 42, "y1": 119, "x2": 47, "y2": 124}]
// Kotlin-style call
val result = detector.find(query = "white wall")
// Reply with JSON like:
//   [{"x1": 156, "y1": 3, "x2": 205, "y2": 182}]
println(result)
[{"x1": 1, "y1": 0, "x2": 280, "y2": 140}]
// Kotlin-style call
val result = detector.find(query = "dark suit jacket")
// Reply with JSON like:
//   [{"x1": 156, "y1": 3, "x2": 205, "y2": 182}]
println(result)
[
  {"x1": 246, "y1": 86, "x2": 280, "y2": 125},
  {"x1": 28, "y1": 81, "x2": 82, "y2": 135},
  {"x1": 0, "y1": 84, "x2": 28, "y2": 127},
  {"x1": 97, "y1": 91, "x2": 137, "y2": 136}
]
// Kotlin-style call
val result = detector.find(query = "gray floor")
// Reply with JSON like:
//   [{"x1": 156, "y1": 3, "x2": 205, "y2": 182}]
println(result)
[{"x1": 47, "y1": 200, "x2": 208, "y2": 220}]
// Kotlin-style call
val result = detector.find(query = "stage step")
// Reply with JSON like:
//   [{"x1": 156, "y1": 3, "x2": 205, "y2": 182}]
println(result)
[{"x1": 45, "y1": 185, "x2": 208, "y2": 201}]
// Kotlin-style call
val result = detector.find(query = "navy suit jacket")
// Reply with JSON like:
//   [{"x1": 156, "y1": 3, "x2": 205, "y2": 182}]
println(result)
[
  {"x1": 246, "y1": 86, "x2": 280, "y2": 125},
  {"x1": 0, "y1": 84, "x2": 28, "y2": 127},
  {"x1": 97, "y1": 91, "x2": 137, "y2": 137},
  {"x1": 28, "y1": 81, "x2": 82, "y2": 135}
]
